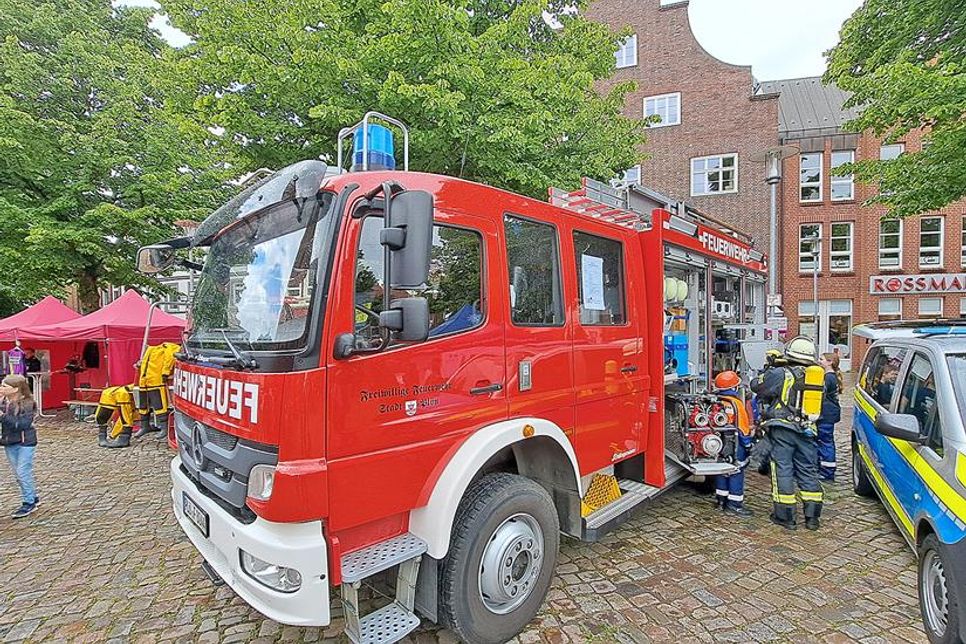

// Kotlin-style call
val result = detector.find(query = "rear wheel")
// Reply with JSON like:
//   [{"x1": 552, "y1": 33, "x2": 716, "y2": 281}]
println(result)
[
  {"x1": 852, "y1": 438, "x2": 875, "y2": 498},
  {"x1": 438, "y1": 473, "x2": 559, "y2": 644},
  {"x1": 919, "y1": 534, "x2": 962, "y2": 644}
]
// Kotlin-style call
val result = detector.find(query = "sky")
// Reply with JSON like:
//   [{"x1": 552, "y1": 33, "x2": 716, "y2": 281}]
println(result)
[{"x1": 120, "y1": 0, "x2": 864, "y2": 80}]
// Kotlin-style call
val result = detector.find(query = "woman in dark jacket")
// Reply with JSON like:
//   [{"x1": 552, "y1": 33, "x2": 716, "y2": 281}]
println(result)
[
  {"x1": 1, "y1": 374, "x2": 39, "y2": 518},
  {"x1": 816, "y1": 353, "x2": 843, "y2": 482}
]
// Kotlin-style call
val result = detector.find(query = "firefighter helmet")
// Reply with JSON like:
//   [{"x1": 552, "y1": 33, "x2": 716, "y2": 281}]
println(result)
[
  {"x1": 714, "y1": 371, "x2": 741, "y2": 390},
  {"x1": 784, "y1": 336, "x2": 817, "y2": 365}
]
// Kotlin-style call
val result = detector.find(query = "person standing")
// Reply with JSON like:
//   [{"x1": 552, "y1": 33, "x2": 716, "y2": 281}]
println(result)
[
  {"x1": 817, "y1": 353, "x2": 842, "y2": 482},
  {"x1": 0, "y1": 374, "x2": 39, "y2": 518},
  {"x1": 23, "y1": 349, "x2": 42, "y2": 393},
  {"x1": 752, "y1": 337, "x2": 824, "y2": 531}
]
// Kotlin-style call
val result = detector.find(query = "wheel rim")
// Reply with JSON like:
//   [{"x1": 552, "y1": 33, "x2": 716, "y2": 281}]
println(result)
[
  {"x1": 921, "y1": 549, "x2": 949, "y2": 637},
  {"x1": 479, "y1": 513, "x2": 544, "y2": 615}
]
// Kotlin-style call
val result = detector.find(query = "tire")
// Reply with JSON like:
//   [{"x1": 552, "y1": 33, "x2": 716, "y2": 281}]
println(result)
[
  {"x1": 918, "y1": 534, "x2": 962, "y2": 644},
  {"x1": 852, "y1": 438, "x2": 875, "y2": 498},
  {"x1": 438, "y1": 473, "x2": 560, "y2": 644}
]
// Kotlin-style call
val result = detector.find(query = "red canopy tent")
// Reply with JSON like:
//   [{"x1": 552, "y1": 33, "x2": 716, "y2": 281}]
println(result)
[
  {"x1": 21, "y1": 290, "x2": 186, "y2": 388},
  {"x1": 0, "y1": 296, "x2": 84, "y2": 409}
]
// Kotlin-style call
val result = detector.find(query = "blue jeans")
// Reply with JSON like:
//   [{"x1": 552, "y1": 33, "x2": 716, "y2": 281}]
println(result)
[{"x1": 4, "y1": 445, "x2": 37, "y2": 505}]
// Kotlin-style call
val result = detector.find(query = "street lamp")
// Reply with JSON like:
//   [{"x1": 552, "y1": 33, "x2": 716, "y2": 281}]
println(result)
[
  {"x1": 805, "y1": 233, "x2": 821, "y2": 344},
  {"x1": 750, "y1": 145, "x2": 798, "y2": 319}
]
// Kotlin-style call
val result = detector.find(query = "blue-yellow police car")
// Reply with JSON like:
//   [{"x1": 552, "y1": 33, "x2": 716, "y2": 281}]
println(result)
[{"x1": 852, "y1": 321, "x2": 966, "y2": 644}]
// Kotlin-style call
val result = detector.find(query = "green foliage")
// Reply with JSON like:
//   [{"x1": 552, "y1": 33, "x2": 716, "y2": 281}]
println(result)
[
  {"x1": 0, "y1": 0, "x2": 233, "y2": 311},
  {"x1": 825, "y1": 0, "x2": 966, "y2": 218},
  {"x1": 162, "y1": 0, "x2": 645, "y2": 199}
]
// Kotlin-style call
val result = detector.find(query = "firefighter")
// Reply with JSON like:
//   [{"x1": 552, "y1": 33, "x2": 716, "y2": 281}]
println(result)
[
  {"x1": 95, "y1": 385, "x2": 138, "y2": 448},
  {"x1": 751, "y1": 349, "x2": 786, "y2": 475},
  {"x1": 712, "y1": 371, "x2": 754, "y2": 517},
  {"x1": 752, "y1": 336, "x2": 825, "y2": 531},
  {"x1": 132, "y1": 342, "x2": 180, "y2": 439}
]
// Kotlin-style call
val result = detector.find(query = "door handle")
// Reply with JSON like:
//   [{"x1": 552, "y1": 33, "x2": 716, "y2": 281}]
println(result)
[
  {"x1": 621, "y1": 365, "x2": 638, "y2": 374},
  {"x1": 470, "y1": 383, "x2": 503, "y2": 396}
]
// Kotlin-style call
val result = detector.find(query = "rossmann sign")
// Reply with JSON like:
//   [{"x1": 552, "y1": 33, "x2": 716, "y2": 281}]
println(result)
[{"x1": 870, "y1": 273, "x2": 966, "y2": 295}]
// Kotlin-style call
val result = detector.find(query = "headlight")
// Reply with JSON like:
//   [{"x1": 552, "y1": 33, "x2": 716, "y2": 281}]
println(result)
[
  {"x1": 240, "y1": 550, "x2": 302, "y2": 593},
  {"x1": 248, "y1": 464, "x2": 276, "y2": 502}
]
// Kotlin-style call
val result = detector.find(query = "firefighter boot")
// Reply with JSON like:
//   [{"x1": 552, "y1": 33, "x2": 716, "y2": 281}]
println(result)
[
  {"x1": 132, "y1": 417, "x2": 156, "y2": 439},
  {"x1": 803, "y1": 501, "x2": 822, "y2": 531},
  {"x1": 97, "y1": 426, "x2": 108, "y2": 448},
  {"x1": 106, "y1": 428, "x2": 132, "y2": 448},
  {"x1": 769, "y1": 504, "x2": 797, "y2": 530}
]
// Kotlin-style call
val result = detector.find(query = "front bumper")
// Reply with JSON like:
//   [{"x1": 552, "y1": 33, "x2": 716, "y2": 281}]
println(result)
[{"x1": 170, "y1": 456, "x2": 331, "y2": 626}]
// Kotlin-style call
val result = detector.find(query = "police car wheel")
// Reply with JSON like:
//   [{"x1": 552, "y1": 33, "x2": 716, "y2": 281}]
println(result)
[
  {"x1": 438, "y1": 473, "x2": 559, "y2": 644},
  {"x1": 918, "y1": 534, "x2": 961, "y2": 644},
  {"x1": 851, "y1": 439, "x2": 875, "y2": 498}
]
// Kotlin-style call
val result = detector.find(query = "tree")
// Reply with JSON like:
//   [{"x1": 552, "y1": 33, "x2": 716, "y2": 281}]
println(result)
[
  {"x1": 0, "y1": 0, "x2": 233, "y2": 311},
  {"x1": 161, "y1": 0, "x2": 645, "y2": 199},
  {"x1": 825, "y1": 0, "x2": 966, "y2": 218}
]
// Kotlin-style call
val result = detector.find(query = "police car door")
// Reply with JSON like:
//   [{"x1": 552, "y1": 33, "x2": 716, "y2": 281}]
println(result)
[{"x1": 895, "y1": 353, "x2": 943, "y2": 528}]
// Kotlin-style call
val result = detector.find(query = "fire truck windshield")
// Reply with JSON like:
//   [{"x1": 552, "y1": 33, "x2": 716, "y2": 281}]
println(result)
[{"x1": 188, "y1": 192, "x2": 336, "y2": 353}]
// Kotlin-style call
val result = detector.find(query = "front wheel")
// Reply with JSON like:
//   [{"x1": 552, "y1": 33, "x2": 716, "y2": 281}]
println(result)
[
  {"x1": 919, "y1": 534, "x2": 962, "y2": 644},
  {"x1": 438, "y1": 473, "x2": 559, "y2": 644}
]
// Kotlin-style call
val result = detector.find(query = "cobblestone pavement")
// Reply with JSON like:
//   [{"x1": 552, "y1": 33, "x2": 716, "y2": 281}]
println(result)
[{"x1": 0, "y1": 400, "x2": 925, "y2": 643}]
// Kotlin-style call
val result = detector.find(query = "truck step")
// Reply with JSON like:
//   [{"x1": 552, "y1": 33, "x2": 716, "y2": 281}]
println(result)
[
  {"x1": 352, "y1": 601, "x2": 420, "y2": 644},
  {"x1": 342, "y1": 533, "x2": 427, "y2": 585},
  {"x1": 584, "y1": 461, "x2": 693, "y2": 534}
]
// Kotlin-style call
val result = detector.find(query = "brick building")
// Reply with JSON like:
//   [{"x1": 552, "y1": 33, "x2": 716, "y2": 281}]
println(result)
[
  {"x1": 587, "y1": 0, "x2": 779, "y2": 253},
  {"x1": 762, "y1": 77, "x2": 966, "y2": 369}
]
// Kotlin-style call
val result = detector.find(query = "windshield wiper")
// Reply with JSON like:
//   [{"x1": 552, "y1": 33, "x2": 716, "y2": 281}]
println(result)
[{"x1": 220, "y1": 330, "x2": 258, "y2": 370}]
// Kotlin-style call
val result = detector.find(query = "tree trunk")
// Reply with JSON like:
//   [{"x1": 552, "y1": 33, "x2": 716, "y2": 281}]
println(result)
[{"x1": 77, "y1": 270, "x2": 101, "y2": 314}]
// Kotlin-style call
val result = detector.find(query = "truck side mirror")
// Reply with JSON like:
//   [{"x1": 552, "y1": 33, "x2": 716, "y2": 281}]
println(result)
[
  {"x1": 382, "y1": 190, "x2": 433, "y2": 288},
  {"x1": 379, "y1": 298, "x2": 430, "y2": 342},
  {"x1": 874, "y1": 413, "x2": 925, "y2": 444},
  {"x1": 136, "y1": 244, "x2": 176, "y2": 274}
]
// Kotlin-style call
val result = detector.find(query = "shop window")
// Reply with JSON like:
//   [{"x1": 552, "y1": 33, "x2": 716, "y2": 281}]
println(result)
[
  {"x1": 919, "y1": 217, "x2": 944, "y2": 268},
  {"x1": 878, "y1": 298, "x2": 902, "y2": 321},
  {"x1": 919, "y1": 297, "x2": 943, "y2": 318},
  {"x1": 799, "y1": 153, "x2": 823, "y2": 202},
  {"x1": 798, "y1": 301, "x2": 816, "y2": 340},
  {"x1": 504, "y1": 215, "x2": 563, "y2": 326},
  {"x1": 644, "y1": 92, "x2": 681, "y2": 127},
  {"x1": 879, "y1": 219, "x2": 902, "y2": 269},
  {"x1": 573, "y1": 231, "x2": 626, "y2": 326},
  {"x1": 691, "y1": 154, "x2": 737, "y2": 196},
  {"x1": 830, "y1": 150, "x2": 854, "y2": 201},
  {"x1": 799, "y1": 224, "x2": 821, "y2": 272},
  {"x1": 830, "y1": 222, "x2": 853, "y2": 271},
  {"x1": 615, "y1": 35, "x2": 637, "y2": 69}
]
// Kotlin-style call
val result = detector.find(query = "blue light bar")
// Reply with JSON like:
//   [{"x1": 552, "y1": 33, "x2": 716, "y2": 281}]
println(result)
[
  {"x1": 351, "y1": 124, "x2": 396, "y2": 172},
  {"x1": 915, "y1": 327, "x2": 966, "y2": 336}
]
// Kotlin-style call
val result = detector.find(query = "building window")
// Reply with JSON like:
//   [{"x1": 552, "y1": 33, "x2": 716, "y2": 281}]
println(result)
[
  {"x1": 615, "y1": 35, "x2": 637, "y2": 69},
  {"x1": 878, "y1": 298, "x2": 902, "y2": 321},
  {"x1": 880, "y1": 144, "x2": 905, "y2": 161},
  {"x1": 691, "y1": 154, "x2": 737, "y2": 196},
  {"x1": 799, "y1": 224, "x2": 821, "y2": 272},
  {"x1": 799, "y1": 153, "x2": 823, "y2": 202},
  {"x1": 961, "y1": 215, "x2": 966, "y2": 267},
  {"x1": 879, "y1": 219, "x2": 902, "y2": 269},
  {"x1": 919, "y1": 297, "x2": 943, "y2": 318},
  {"x1": 830, "y1": 150, "x2": 854, "y2": 201},
  {"x1": 829, "y1": 222, "x2": 853, "y2": 272},
  {"x1": 961, "y1": 297, "x2": 966, "y2": 316},
  {"x1": 919, "y1": 216, "x2": 944, "y2": 268},
  {"x1": 644, "y1": 92, "x2": 681, "y2": 127}
]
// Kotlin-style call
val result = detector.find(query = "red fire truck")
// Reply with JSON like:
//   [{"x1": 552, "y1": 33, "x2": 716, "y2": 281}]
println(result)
[{"x1": 138, "y1": 114, "x2": 768, "y2": 644}]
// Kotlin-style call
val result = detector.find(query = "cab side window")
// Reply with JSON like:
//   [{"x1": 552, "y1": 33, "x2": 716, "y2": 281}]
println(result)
[
  {"x1": 573, "y1": 231, "x2": 627, "y2": 326},
  {"x1": 355, "y1": 217, "x2": 483, "y2": 347},
  {"x1": 504, "y1": 215, "x2": 563, "y2": 326},
  {"x1": 897, "y1": 353, "x2": 943, "y2": 455},
  {"x1": 861, "y1": 346, "x2": 907, "y2": 408}
]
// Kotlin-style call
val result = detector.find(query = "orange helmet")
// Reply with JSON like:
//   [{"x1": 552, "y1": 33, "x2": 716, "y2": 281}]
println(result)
[{"x1": 714, "y1": 371, "x2": 741, "y2": 391}]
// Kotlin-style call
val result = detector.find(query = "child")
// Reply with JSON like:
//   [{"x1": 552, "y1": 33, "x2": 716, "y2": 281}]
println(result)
[
  {"x1": 713, "y1": 371, "x2": 754, "y2": 517},
  {"x1": 0, "y1": 374, "x2": 39, "y2": 518},
  {"x1": 817, "y1": 353, "x2": 843, "y2": 481}
]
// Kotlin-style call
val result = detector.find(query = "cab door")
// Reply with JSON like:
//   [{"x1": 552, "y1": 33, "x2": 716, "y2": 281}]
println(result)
[
  {"x1": 569, "y1": 227, "x2": 644, "y2": 475},
  {"x1": 324, "y1": 207, "x2": 507, "y2": 531}
]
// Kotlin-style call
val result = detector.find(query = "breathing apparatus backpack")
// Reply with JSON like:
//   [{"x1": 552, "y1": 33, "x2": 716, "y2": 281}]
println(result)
[{"x1": 764, "y1": 363, "x2": 825, "y2": 430}]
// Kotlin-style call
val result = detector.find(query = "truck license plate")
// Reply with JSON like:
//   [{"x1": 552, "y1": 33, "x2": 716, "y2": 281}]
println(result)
[{"x1": 183, "y1": 492, "x2": 209, "y2": 538}]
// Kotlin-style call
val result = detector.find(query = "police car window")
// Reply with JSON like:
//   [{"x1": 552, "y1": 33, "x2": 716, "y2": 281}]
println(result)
[
  {"x1": 948, "y1": 355, "x2": 966, "y2": 422},
  {"x1": 863, "y1": 346, "x2": 907, "y2": 408},
  {"x1": 355, "y1": 217, "x2": 483, "y2": 347},
  {"x1": 897, "y1": 354, "x2": 942, "y2": 454},
  {"x1": 504, "y1": 215, "x2": 563, "y2": 326},
  {"x1": 573, "y1": 231, "x2": 627, "y2": 326}
]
